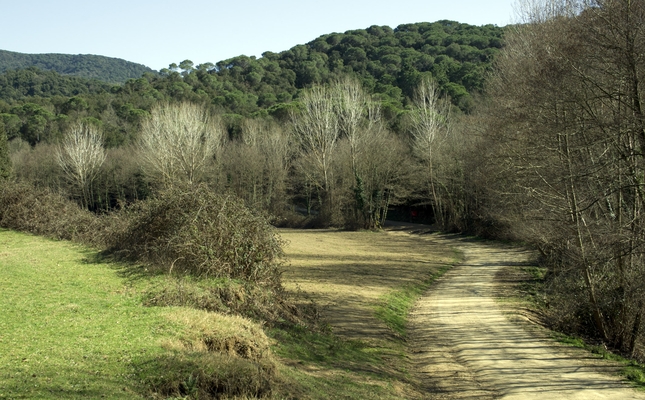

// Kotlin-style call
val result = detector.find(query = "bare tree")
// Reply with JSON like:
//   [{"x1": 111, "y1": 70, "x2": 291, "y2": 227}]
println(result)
[
  {"x1": 409, "y1": 78, "x2": 452, "y2": 228},
  {"x1": 290, "y1": 85, "x2": 339, "y2": 222},
  {"x1": 222, "y1": 118, "x2": 292, "y2": 214},
  {"x1": 56, "y1": 122, "x2": 106, "y2": 209},
  {"x1": 138, "y1": 102, "x2": 223, "y2": 188},
  {"x1": 483, "y1": 0, "x2": 645, "y2": 355}
]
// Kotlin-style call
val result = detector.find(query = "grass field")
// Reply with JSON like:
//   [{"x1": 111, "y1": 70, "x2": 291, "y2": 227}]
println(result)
[
  {"x1": 275, "y1": 228, "x2": 460, "y2": 398},
  {"x1": 0, "y1": 227, "x2": 459, "y2": 399},
  {"x1": 0, "y1": 229, "x2": 173, "y2": 399}
]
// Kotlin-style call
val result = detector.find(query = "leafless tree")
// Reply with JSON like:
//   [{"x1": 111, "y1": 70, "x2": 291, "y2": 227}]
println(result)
[
  {"x1": 409, "y1": 78, "x2": 452, "y2": 228},
  {"x1": 483, "y1": 0, "x2": 645, "y2": 355},
  {"x1": 138, "y1": 102, "x2": 223, "y2": 188},
  {"x1": 290, "y1": 85, "x2": 340, "y2": 222},
  {"x1": 56, "y1": 122, "x2": 106, "y2": 209},
  {"x1": 222, "y1": 118, "x2": 292, "y2": 214}
]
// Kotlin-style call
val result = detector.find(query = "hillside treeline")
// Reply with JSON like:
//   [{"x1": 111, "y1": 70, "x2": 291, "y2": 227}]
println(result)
[
  {"x1": 0, "y1": 20, "x2": 504, "y2": 148},
  {"x1": 0, "y1": 50, "x2": 154, "y2": 84}
]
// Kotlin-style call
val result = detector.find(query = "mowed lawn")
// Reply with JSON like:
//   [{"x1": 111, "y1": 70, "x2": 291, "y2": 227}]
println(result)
[{"x1": 0, "y1": 229, "x2": 173, "y2": 399}]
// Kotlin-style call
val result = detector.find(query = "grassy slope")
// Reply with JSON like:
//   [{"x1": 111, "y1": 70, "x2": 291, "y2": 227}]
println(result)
[
  {"x1": 0, "y1": 229, "x2": 173, "y2": 399},
  {"x1": 0, "y1": 227, "x2": 459, "y2": 399}
]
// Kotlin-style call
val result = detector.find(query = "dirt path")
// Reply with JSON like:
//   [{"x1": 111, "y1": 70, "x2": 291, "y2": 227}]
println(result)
[{"x1": 409, "y1": 235, "x2": 645, "y2": 399}]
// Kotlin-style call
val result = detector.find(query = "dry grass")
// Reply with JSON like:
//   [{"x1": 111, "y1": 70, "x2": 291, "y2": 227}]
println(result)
[
  {"x1": 272, "y1": 227, "x2": 458, "y2": 399},
  {"x1": 279, "y1": 228, "x2": 455, "y2": 339},
  {"x1": 140, "y1": 309, "x2": 279, "y2": 399}
]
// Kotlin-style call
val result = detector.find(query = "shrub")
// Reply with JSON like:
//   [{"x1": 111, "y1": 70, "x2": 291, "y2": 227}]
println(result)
[
  {"x1": 141, "y1": 275, "x2": 316, "y2": 327},
  {"x1": 104, "y1": 184, "x2": 285, "y2": 284},
  {"x1": 0, "y1": 181, "x2": 98, "y2": 241}
]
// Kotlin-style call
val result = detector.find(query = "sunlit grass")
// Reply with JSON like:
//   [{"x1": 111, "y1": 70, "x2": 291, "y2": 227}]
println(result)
[
  {"x1": 375, "y1": 264, "x2": 451, "y2": 338},
  {"x1": 0, "y1": 229, "x2": 179, "y2": 398},
  {"x1": 275, "y1": 228, "x2": 460, "y2": 398}
]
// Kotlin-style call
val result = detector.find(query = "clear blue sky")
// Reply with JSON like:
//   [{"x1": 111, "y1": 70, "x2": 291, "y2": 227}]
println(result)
[{"x1": 1, "y1": 0, "x2": 515, "y2": 71}]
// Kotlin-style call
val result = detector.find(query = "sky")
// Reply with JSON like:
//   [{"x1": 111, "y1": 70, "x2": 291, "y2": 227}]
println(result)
[{"x1": 1, "y1": 0, "x2": 516, "y2": 71}]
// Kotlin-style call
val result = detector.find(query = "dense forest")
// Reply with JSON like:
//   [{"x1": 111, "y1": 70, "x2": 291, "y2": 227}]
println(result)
[
  {"x1": 0, "y1": 50, "x2": 154, "y2": 84},
  {"x1": 0, "y1": 20, "x2": 504, "y2": 147}
]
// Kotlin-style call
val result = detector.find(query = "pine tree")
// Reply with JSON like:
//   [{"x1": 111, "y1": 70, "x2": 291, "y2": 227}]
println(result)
[{"x1": 0, "y1": 123, "x2": 11, "y2": 180}]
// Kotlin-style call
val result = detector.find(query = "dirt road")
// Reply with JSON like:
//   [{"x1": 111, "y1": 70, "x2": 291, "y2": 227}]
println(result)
[{"x1": 409, "y1": 235, "x2": 645, "y2": 399}]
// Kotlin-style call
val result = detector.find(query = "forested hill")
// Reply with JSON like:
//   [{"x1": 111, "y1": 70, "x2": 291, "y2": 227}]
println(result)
[
  {"x1": 0, "y1": 20, "x2": 505, "y2": 146},
  {"x1": 203, "y1": 20, "x2": 504, "y2": 114},
  {"x1": 0, "y1": 50, "x2": 154, "y2": 84}
]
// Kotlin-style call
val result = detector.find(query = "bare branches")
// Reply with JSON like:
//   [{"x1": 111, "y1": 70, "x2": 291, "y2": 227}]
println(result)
[
  {"x1": 410, "y1": 78, "x2": 451, "y2": 162},
  {"x1": 138, "y1": 102, "x2": 223, "y2": 187},
  {"x1": 290, "y1": 85, "x2": 339, "y2": 220},
  {"x1": 56, "y1": 122, "x2": 106, "y2": 209}
]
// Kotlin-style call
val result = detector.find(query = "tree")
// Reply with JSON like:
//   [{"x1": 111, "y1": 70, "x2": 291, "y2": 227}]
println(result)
[
  {"x1": 0, "y1": 123, "x2": 11, "y2": 180},
  {"x1": 291, "y1": 85, "x2": 339, "y2": 222},
  {"x1": 138, "y1": 102, "x2": 223, "y2": 188},
  {"x1": 483, "y1": 0, "x2": 645, "y2": 355},
  {"x1": 56, "y1": 122, "x2": 106, "y2": 209},
  {"x1": 409, "y1": 78, "x2": 452, "y2": 228},
  {"x1": 221, "y1": 118, "x2": 292, "y2": 214},
  {"x1": 333, "y1": 76, "x2": 381, "y2": 226}
]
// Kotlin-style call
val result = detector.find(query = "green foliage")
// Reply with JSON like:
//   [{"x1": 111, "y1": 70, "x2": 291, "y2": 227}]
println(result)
[
  {"x1": 0, "y1": 21, "x2": 505, "y2": 147},
  {"x1": 0, "y1": 122, "x2": 10, "y2": 180},
  {"x1": 0, "y1": 50, "x2": 154, "y2": 84},
  {"x1": 104, "y1": 184, "x2": 285, "y2": 283},
  {"x1": 0, "y1": 67, "x2": 113, "y2": 101}
]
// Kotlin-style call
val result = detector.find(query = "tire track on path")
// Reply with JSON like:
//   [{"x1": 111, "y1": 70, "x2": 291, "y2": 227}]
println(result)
[{"x1": 406, "y1": 235, "x2": 645, "y2": 399}]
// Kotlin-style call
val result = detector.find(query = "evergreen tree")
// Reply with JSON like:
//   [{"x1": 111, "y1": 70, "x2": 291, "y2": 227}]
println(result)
[{"x1": 0, "y1": 123, "x2": 11, "y2": 180}]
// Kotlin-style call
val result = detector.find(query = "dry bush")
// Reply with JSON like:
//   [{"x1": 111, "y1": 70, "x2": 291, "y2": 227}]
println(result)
[
  {"x1": 165, "y1": 309, "x2": 274, "y2": 362},
  {"x1": 141, "y1": 276, "x2": 317, "y2": 327},
  {"x1": 0, "y1": 181, "x2": 98, "y2": 242},
  {"x1": 103, "y1": 184, "x2": 285, "y2": 284}
]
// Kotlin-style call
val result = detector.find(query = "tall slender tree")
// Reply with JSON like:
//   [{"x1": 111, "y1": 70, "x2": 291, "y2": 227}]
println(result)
[
  {"x1": 0, "y1": 123, "x2": 11, "y2": 181},
  {"x1": 138, "y1": 102, "x2": 223, "y2": 188}
]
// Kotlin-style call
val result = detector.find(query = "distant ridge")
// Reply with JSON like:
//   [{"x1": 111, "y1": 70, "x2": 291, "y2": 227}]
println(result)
[{"x1": 0, "y1": 50, "x2": 155, "y2": 84}]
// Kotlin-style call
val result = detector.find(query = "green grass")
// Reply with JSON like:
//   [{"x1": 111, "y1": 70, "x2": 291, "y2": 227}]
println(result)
[
  {"x1": 374, "y1": 266, "x2": 451, "y2": 337},
  {"x1": 0, "y1": 227, "x2": 464, "y2": 399},
  {"x1": 0, "y1": 229, "x2": 179, "y2": 399}
]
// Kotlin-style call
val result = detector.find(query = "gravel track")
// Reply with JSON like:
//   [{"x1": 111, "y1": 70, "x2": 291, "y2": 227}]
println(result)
[{"x1": 407, "y1": 235, "x2": 645, "y2": 399}]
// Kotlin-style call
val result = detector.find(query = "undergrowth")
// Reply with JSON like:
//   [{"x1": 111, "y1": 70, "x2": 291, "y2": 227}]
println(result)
[
  {"x1": 508, "y1": 263, "x2": 645, "y2": 390},
  {"x1": 551, "y1": 331, "x2": 645, "y2": 389}
]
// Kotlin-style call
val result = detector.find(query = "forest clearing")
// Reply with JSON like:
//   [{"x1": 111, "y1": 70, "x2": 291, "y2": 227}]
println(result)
[
  {"x1": 2, "y1": 220, "x2": 645, "y2": 399},
  {"x1": 282, "y1": 225, "x2": 645, "y2": 399},
  {"x1": 2, "y1": 1, "x2": 645, "y2": 398}
]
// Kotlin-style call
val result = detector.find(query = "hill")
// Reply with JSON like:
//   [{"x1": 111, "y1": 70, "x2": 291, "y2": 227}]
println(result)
[
  {"x1": 0, "y1": 50, "x2": 155, "y2": 84},
  {"x1": 0, "y1": 20, "x2": 506, "y2": 145}
]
